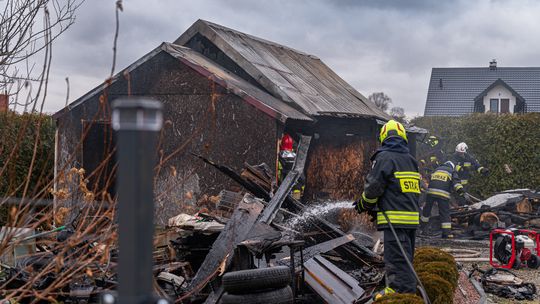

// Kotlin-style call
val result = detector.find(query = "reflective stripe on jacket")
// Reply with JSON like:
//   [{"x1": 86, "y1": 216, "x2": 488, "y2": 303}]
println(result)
[
  {"x1": 362, "y1": 137, "x2": 420, "y2": 230},
  {"x1": 452, "y1": 152, "x2": 484, "y2": 182},
  {"x1": 427, "y1": 164, "x2": 462, "y2": 200}
]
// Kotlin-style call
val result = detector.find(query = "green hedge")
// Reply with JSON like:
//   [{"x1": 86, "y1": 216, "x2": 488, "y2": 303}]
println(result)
[
  {"x1": 0, "y1": 112, "x2": 55, "y2": 199},
  {"x1": 412, "y1": 113, "x2": 540, "y2": 198}
]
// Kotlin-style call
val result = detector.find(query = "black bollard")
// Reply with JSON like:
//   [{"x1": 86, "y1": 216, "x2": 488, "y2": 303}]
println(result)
[{"x1": 112, "y1": 98, "x2": 163, "y2": 304}]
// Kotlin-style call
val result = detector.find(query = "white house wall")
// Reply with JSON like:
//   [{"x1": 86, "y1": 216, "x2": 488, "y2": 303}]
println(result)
[{"x1": 482, "y1": 84, "x2": 516, "y2": 113}]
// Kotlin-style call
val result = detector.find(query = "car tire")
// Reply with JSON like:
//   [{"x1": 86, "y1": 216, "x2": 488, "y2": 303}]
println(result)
[
  {"x1": 222, "y1": 266, "x2": 291, "y2": 294},
  {"x1": 221, "y1": 286, "x2": 293, "y2": 304}
]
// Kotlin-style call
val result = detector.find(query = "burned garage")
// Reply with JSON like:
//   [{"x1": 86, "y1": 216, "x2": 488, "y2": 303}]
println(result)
[
  {"x1": 53, "y1": 19, "x2": 401, "y2": 222},
  {"x1": 4, "y1": 1, "x2": 540, "y2": 302},
  {"x1": 40, "y1": 19, "x2": 430, "y2": 303}
]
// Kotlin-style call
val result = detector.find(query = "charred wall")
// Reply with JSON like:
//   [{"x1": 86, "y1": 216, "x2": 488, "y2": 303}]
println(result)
[{"x1": 56, "y1": 51, "x2": 277, "y2": 224}]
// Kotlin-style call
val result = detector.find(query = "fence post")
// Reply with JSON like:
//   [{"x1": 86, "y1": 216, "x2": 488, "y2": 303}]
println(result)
[{"x1": 111, "y1": 98, "x2": 164, "y2": 304}]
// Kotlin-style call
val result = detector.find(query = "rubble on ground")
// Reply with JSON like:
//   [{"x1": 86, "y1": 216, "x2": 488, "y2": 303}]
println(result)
[
  {"x1": 1, "y1": 137, "x2": 385, "y2": 303},
  {"x1": 3, "y1": 157, "x2": 539, "y2": 302},
  {"x1": 421, "y1": 189, "x2": 540, "y2": 239},
  {"x1": 471, "y1": 265, "x2": 537, "y2": 301}
]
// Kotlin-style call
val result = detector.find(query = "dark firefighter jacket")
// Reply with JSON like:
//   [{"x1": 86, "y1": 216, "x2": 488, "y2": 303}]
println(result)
[
  {"x1": 419, "y1": 147, "x2": 446, "y2": 176},
  {"x1": 427, "y1": 163, "x2": 463, "y2": 200},
  {"x1": 361, "y1": 137, "x2": 420, "y2": 230},
  {"x1": 451, "y1": 152, "x2": 485, "y2": 185}
]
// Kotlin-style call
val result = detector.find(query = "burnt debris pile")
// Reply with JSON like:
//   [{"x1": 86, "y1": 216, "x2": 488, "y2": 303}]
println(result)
[
  {"x1": 422, "y1": 189, "x2": 540, "y2": 240},
  {"x1": 0, "y1": 135, "x2": 386, "y2": 303}
]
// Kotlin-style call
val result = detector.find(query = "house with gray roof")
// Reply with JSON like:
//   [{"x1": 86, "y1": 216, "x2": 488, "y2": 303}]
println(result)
[{"x1": 424, "y1": 60, "x2": 540, "y2": 116}]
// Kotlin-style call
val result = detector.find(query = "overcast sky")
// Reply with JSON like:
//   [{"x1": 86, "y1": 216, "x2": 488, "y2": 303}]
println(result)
[{"x1": 40, "y1": 0, "x2": 540, "y2": 116}]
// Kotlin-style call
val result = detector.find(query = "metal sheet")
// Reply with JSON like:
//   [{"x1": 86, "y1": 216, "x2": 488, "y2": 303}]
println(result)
[
  {"x1": 174, "y1": 20, "x2": 390, "y2": 120},
  {"x1": 304, "y1": 255, "x2": 365, "y2": 304},
  {"x1": 54, "y1": 42, "x2": 312, "y2": 123}
]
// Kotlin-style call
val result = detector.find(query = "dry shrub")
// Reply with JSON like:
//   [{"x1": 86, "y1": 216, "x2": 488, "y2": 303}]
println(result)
[
  {"x1": 418, "y1": 272, "x2": 454, "y2": 304},
  {"x1": 305, "y1": 138, "x2": 377, "y2": 200},
  {"x1": 337, "y1": 208, "x2": 376, "y2": 232},
  {"x1": 414, "y1": 247, "x2": 458, "y2": 303},
  {"x1": 414, "y1": 247, "x2": 455, "y2": 267},
  {"x1": 0, "y1": 166, "x2": 117, "y2": 301},
  {"x1": 374, "y1": 293, "x2": 424, "y2": 304},
  {"x1": 416, "y1": 261, "x2": 459, "y2": 289}
]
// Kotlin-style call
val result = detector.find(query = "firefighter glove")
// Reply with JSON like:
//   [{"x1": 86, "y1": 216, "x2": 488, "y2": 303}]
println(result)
[
  {"x1": 353, "y1": 198, "x2": 367, "y2": 214},
  {"x1": 353, "y1": 197, "x2": 374, "y2": 214}
]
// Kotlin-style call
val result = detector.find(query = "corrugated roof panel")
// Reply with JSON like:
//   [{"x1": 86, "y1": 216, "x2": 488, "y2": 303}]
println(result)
[
  {"x1": 164, "y1": 43, "x2": 312, "y2": 122},
  {"x1": 54, "y1": 43, "x2": 312, "y2": 123},
  {"x1": 175, "y1": 20, "x2": 390, "y2": 120}
]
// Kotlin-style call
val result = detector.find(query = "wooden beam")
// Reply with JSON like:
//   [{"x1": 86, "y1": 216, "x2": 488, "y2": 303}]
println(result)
[
  {"x1": 187, "y1": 193, "x2": 264, "y2": 293},
  {"x1": 259, "y1": 135, "x2": 311, "y2": 224}
]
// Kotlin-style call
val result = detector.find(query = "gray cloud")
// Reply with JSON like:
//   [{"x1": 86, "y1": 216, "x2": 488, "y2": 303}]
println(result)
[{"x1": 43, "y1": 0, "x2": 540, "y2": 117}]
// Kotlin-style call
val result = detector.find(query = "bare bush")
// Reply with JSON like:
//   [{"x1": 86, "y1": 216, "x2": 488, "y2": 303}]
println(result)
[{"x1": 1, "y1": 0, "x2": 83, "y2": 112}]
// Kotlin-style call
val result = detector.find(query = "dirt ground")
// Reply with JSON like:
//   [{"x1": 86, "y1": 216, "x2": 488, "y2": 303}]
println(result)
[{"x1": 417, "y1": 238, "x2": 540, "y2": 304}]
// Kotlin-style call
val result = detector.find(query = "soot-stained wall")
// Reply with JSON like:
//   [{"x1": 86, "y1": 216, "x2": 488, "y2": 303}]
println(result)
[{"x1": 56, "y1": 51, "x2": 277, "y2": 225}]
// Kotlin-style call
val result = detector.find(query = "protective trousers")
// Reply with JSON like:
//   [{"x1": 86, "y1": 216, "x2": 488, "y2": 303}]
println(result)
[
  {"x1": 384, "y1": 229, "x2": 417, "y2": 294},
  {"x1": 421, "y1": 195, "x2": 451, "y2": 237}
]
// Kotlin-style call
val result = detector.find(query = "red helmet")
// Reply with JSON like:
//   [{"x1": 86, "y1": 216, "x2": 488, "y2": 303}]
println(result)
[{"x1": 280, "y1": 134, "x2": 293, "y2": 151}]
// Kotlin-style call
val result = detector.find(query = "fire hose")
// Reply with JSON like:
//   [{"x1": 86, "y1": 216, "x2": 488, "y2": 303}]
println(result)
[{"x1": 380, "y1": 209, "x2": 431, "y2": 304}]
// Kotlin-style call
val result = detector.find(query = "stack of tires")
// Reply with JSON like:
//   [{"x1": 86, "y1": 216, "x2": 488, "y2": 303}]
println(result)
[{"x1": 221, "y1": 266, "x2": 294, "y2": 304}]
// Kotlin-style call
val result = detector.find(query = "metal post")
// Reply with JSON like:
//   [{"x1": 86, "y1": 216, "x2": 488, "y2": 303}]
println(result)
[
  {"x1": 289, "y1": 245, "x2": 296, "y2": 298},
  {"x1": 112, "y1": 98, "x2": 163, "y2": 304}
]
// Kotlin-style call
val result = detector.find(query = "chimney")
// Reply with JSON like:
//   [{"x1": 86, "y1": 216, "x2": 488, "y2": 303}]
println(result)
[
  {"x1": 489, "y1": 59, "x2": 497, "y2": 70},
  {"x1": 0, "y1": 93, "x2": 8, "y2": 112}
]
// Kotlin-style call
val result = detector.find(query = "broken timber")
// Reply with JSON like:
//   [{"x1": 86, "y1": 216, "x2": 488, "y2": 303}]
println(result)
[
  {"x1": 288, "y1": 198, "x2": 381, "y2": 263},
  {"x1": 259, "y1": 135, "x2": 311, "y2": 224},
  {"x1": 277, "y1": 234, "x2": 356, "y2": 264},
  {"x1": 304, "y1": 255, "x2": 366, "y2": 304},
  {"x1": 186, "y1": 193, "x2": 264, "y2": 293},
  {"x1": 194, "y1": 137, "x2": 380, "y2": 263},
  {"x1": 191, "y1": 153, "x2": 270, "y2": 200}
]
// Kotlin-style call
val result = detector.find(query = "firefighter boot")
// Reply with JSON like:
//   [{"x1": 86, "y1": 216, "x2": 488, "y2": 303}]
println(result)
[
  {"x1": 373, "y1": 287, "x2": 395, "y2": 301},
  {"x1": 442, "y1": 228, "x2": 453, "y2": 239},
  {"x1": 419, "y1": 217, "x2": 429, "y2": 236}
]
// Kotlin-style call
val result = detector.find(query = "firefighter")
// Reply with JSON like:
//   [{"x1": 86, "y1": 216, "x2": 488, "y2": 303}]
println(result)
[
  {"x1": 451, "y1": 142, "x2": 489, "y2": 190},
  {"x1": 354, "y1": 120, "x2": 420, "y2": 297},
  {"x1": 278, "y1": 134, "x2": 295, "y2": 182},
  {"x1": 420, "y1": 161, "x2": 464, "y2": 238},
  {"x1": 418, "y1": 135, "x2": 446, "y2": 177},
  {"x1": 277, "y1": 133, "x2": 304, "y2": 199}
]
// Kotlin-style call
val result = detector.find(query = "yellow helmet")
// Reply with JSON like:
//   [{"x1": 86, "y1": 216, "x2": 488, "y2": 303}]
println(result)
[{"x1": 379, "y1": 119, "x2": 407, "y2": 143}]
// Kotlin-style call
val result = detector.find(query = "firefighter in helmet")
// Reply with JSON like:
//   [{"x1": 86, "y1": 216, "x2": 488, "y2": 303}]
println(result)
[
  {"x1": 418, "y1": 135, "x2": 446, "y2": 177},
  {"x1": 354, "y1": 120, "x2": 420, "y2": 297},
  {"x1": 451, "y1": 142, "x2": 488, "y2": 204},
  {"x1": 277, "y1": 133, "x2": 304, "y2": 199},
  {"x1": 420, "y1": 160, "x2": 464, "y2": 238}
]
